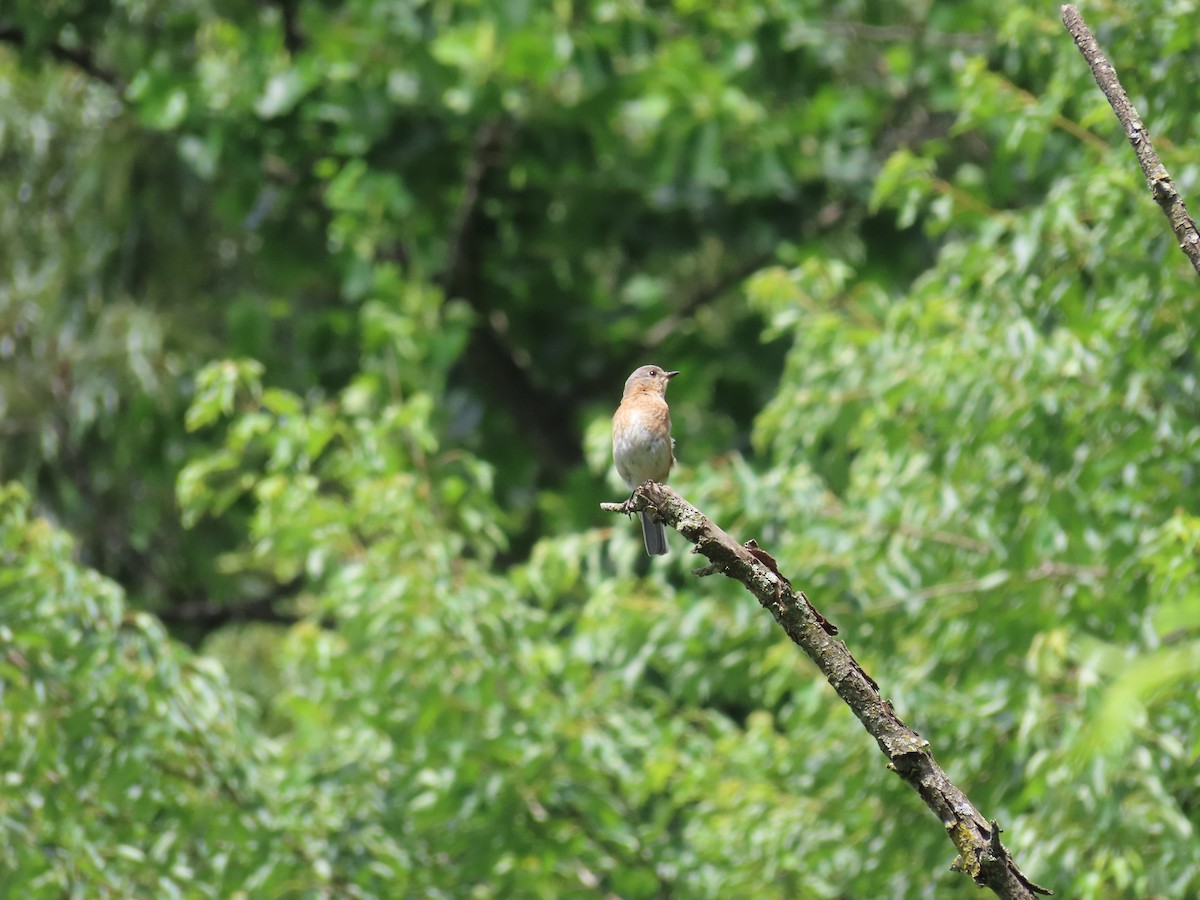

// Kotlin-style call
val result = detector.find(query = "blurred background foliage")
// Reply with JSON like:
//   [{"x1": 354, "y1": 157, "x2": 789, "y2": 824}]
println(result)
[{"x1": 2, "y1": 0, "x2": 1199, "y2": 896}]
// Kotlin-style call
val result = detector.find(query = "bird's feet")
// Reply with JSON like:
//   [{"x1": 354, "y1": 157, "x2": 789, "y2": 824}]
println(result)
[{"x1": 619, "y1": 481, "x2": 664, "y2": 515}]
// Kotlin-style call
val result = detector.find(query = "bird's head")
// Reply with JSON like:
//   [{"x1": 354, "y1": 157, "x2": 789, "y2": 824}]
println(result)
[{"x1": 622, "y1": 365, "x2": 679, "y2": 398}]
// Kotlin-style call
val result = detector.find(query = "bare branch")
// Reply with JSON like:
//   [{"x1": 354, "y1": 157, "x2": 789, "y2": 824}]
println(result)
[
  {"x1": 602, "y1": 483, "x2": 1052, "y2": 899},
  {"x1": 1061, "y1": 4, "x2": 1200, "y2": 277}
]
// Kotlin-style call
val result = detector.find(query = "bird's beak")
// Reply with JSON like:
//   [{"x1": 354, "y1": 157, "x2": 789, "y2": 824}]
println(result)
[{"x1": 665, "y1": 370, "x2": 680, "y2": 379}]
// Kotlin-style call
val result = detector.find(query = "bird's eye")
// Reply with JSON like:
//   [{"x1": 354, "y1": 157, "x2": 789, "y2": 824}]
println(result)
[{"x1": 648, "y1": 369, "x2": 658, "y2": 376}]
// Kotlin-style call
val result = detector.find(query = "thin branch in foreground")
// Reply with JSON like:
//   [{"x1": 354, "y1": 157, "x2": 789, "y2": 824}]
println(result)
[
  {"x1": 601, "y1": 483, "x2": 1051, "y2": 899},
  {"x1": 1060, "y1": 4, "x2": 1200, "y2": 277}
]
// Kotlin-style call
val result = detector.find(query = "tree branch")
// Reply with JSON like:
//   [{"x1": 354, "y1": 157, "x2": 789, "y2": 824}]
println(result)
[
  {"x1": 441, "y1": 119, "x2": 506, "y2": 300},
  {"x1": 157, "y1": 578, "x2": 312, "y2": 631},
  {"x1": 438, "y1": 121, "x2": 584, "y2": 476},
  {"x1": 0, "y1": 26, "x2": 124, "y2": 90},
  {"x1": 1060, "y1": 4, "x2": 1200, "y2": 277},
  {"x1": 275, "y1": 0, "x2": 306, "y2": 54},
  {"x1": 642, "y1": 248, "x2": 776, "y2": 347},
  {"x1": 601, "y1": 483, "x2": 1052, "y2": 899}
]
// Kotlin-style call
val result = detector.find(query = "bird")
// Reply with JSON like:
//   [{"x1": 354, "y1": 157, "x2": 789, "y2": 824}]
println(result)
[{"x1": 612, "y1": 364, "x2": 679, "y2": 555}]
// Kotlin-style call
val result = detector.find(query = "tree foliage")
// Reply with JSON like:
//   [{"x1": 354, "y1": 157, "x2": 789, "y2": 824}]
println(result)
[{"x1": 2, "y1": 0, "x2": 1199, "y2": 896}]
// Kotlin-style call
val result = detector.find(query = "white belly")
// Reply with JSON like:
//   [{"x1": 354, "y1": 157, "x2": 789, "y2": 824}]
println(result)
[{"x1": 613, "y1": 409, "x2": 673, "y2": 488}]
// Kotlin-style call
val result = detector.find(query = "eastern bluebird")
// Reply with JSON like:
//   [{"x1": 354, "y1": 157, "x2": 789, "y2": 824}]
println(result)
[{"x1": 612, "y1": 364, "x2": 679, "y2": 555}]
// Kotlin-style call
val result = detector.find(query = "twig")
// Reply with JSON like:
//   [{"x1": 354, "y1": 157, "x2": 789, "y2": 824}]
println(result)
[
  {"x1": 788, "y1": 21, "x2": 990, "y2": 51},
  {"x1": 906, "y1": 561, "x2": 1106, "y2": 603},
  {"x1": 819, "y1": 498, "x2": 992, "y2": 554},
  {"x1": 601, "y1": 483, "x2": 1051, "y2": 899},
  {"x1": 1060, "y1": 4, "x2": 1200, "y2": 277}
]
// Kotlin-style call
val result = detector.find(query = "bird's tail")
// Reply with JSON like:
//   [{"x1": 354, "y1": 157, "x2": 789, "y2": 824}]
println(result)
[{"x1": 639, "y1": 511, "x2": 668, "y2": 556}]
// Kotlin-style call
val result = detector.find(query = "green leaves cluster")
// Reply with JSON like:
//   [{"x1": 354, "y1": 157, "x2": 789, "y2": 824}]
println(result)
[
  {"x1": 0, "y1": 486, "x2": 297, "y2": 896},
  {"x1": 3, "y1": 0, "x2": 1200, "y2": 896}
]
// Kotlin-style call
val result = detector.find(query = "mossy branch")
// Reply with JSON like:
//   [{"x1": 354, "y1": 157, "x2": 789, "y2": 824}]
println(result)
[
  {"x1": 1061, "y1": 4, "x2": 1200, "y2": 277},
  {"x1": 602, "y1": 482, "x2": 1051, "y2": 899}
]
